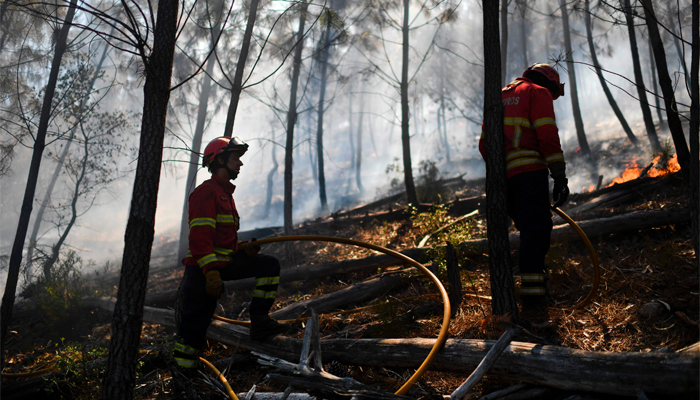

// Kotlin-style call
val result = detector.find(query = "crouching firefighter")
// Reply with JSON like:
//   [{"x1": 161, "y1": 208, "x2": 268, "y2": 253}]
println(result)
[
  {"x1": 479, "y1": 63, "x2": 570, "y2": 317},
  {"x1": 174, "y1": 136, "x2": 289, "y2": 373}
]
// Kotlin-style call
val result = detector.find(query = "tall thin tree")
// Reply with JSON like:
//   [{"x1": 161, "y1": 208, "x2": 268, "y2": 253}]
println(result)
[
  {"x1": 584, "y1": 0, "x2": 638, "y2": 146},
  {"x1": 102, "y1": 0, "x2": 180, "y2": 397},
  {"x1": 315, "y1": 17, "x2": 332, "y2": 211},
  {"x1": 223, "y1": 0, "x2": 261, "y2": 136},
  {"x1": 621, "y1": 0, "x2": 661, "y2": 152},
  {"x1": 688, "y1": 0, "x2": 699, "y2": 258},
  {"x1": 400, "y1": 0, "x2": 418, "y2": 205},
  {"x1": 0, "y1": 0, "x2": 78, "y2": 351},
  {"x1": 483, "y1": 0, "x2": 518, "y2": 318},
  {"x1": 640, "y1": 0, "x2": 691, "y2": 180},
  {"x1": 647, "y1": 35, "x2": 666, "y2": 130},
  {"x1": 560, "y1": 0, "x2": 591, "y2": 159},
  {"x1": 284, "y1": 1, "x2": 309, "y2": 261},
  {"x1": 500, "y1": 0, "x2": 508, "y2": 86}
]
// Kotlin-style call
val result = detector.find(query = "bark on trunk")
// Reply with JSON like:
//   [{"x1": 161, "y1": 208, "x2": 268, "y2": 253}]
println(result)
[
  {"x1": 641, "y1": 0, "x2": 691, "y2": 181},
  {"x1": 500, "y1": 0, "x2": 508, "y2": 86},
  {"x1": 0, "y1": 0, "x2": 77, "y2": 355},
  {"x1": 401, "y1": 0, "x2": 418, "y2": 206},
  {"x1": 584, "y1": 0, "x2": 638, "y2": 146},
  {"x1": 690, "y1": 0, "x2": 699, "y2": 259},
  {"x1": 176, "y1": 21, "x2": 221, "y2": 266},
  {"x1": 223, "y1": 0, "x2": 260, "y2": 137},
  {"x1": 483, "y1": 0, "x2": 517, "y2": 317},
  {"x1": 316, "y1": 25, "x2": 331, "y2": 211},
  {"x1": 87, "y1": 299, "x2": 699, "y2": 398},
  {"x1": 101, "y1": 0, "x2": 179, "y2": 397},
  {"x1": 622, "y1": 0, "x2": 661, "y2": 152},
  {"x1": 560, "y1": 0, "x2": 591, "y2": 159},
  {"x1": 284, "y1": 2, "x2": 309, "y2": 263},
  {"x1": 647, "y1": 35, "x2": 666, "y2": 130}
]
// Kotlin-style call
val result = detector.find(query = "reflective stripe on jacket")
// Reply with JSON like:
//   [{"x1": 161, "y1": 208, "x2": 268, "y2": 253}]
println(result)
[
  {"x1": 479, "y1": 77, "x2": 565, "y2": 179},
  {"x1": 182, "y1": 174, "x2": 240, "y2": 273}
]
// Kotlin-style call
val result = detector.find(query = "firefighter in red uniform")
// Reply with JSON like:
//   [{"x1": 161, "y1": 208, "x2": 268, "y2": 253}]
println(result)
[
  {"x1": 174, "y1": 136, "x2": 288, "y2": 373},
  {"x1": 479, "y1": 63, "x2": 570, "y2": 314}
]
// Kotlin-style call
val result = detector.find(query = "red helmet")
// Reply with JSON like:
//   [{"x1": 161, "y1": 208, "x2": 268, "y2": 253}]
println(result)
[
  {"x1": 523, "y1": 63, "x2": 565, "y2": 99},
  {"x1": 202, "y1": 136, "x2": 249, "y2": 168}
]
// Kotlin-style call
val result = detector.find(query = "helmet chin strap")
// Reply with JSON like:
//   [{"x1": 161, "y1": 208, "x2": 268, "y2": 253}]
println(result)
[{"x1": 225, "y1": 167, "x2": 238, "y2": 181}]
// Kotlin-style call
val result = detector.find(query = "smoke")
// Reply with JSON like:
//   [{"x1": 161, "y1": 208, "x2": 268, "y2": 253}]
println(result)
[{"x1": 0, "y1": 0, "x2": 694, "y2": 286}]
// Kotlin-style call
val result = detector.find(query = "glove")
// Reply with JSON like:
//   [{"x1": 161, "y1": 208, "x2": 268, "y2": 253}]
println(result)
[
  {"x1": 549, "y1": 161, "x2": 569, "y2": 208},
  {"x1": 552, "y1": 179, "x2": 570, "y2": 208},
  {"x1": 205, "y1": 270, "x2": 223, "y2": 298},
  {"x1": 243, "y1": 238, "x2": 261, "y2": 257}
]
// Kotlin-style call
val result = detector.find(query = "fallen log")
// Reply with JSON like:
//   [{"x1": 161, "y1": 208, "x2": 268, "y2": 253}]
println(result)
[
  {"x1": 271, "y1": 272, "x2": 404, "y2": 320},
  {"x1": 85, "y1": 300, "x2": 699, "y2": 397}
]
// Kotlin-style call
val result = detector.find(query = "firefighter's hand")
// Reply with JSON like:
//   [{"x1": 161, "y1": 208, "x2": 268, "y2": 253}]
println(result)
[
  {"x1": 245, "y1": 238, "x2": 261, "y2": 257},
  {"x1": 552, "y1": 179, "x2": 570, "y2": 208},
  {"x1": 205, "y1": 270, "x2": 223, "y2": 298}
]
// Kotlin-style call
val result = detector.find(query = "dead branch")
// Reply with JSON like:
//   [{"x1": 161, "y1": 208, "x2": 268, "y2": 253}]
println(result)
[{"x1": 84, "y1": 300, "x2": 700, "y2": 397}]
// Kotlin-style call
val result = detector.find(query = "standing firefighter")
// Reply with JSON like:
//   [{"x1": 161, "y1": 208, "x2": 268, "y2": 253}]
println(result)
[
  {"x1": 479, "y1": 63, "x2": 570, "y2": 316},
  {"x1": 174, "y1": 136, "x2": 289, "y2": 373}
]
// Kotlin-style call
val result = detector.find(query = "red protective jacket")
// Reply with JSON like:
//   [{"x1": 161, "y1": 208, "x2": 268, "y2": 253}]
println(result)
[
  {"x1": 479, "y1": 77, "x2": 565, "y2": 179},
  {"x1": 182, "y1": 174, "x2": 240, "y2": 273}
]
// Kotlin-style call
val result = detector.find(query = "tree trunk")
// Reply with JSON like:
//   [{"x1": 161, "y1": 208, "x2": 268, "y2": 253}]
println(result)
[
  {"x1": 439, "y1": 65, "x2": 450, "y2": 163},
  {"x1": 500, "y1": 0, "x2": 508, "y2": 86},
  {"x1": 25, "y1": 40, "x2": 111, "y2": 281},
  {"x1": 648, "y1": 35, "x2": 666, "y2": 130},
  {"x1": 176, "y1": 21, "x2": 220, "y2": 268},
  {"x1": 690, "y1": 0, "x2": 699, "y2": 259},
  {"x1": 223, "y1": 0, "x2": 260, "y2": 137},
  {"x1": 667, "y1": 3, "x2": 691, "y2": 92},
  {"x1": 284, "y1": 1, "x2": 309, "y2": 262},
  {"x1": 483, "y1": 0, "x2": 517, "y2": 318},
  {"x1": 584, "y1": 0, "x2": 639, "y2": 147},
  {"x1": 101, "y1": 0, "x2": 179, "y2": 397},
  {"x1": 316, "y1": 25, "x2": 331, "y2": 211},
  {"x1": 622, "y1": 0, "x2": 661, "y2": 153},
  {"x1": 641, "y1": 0, "x2": 691, "y2": 181},
  {"x1": 517, "y1": 1, "x2": 528, "y2": 69},
  {"x1": 0, "y1": 0, "x2": 77, "y2": 355},
  {"x1": 560, "y1": 0, "x2": 591, "y2": 159},
  {"x1": 401, "y1": 0, "x2": 418, "y2": 205},
  {"x1": 264, "y1": 132, "x2": 279, "y2": 218},
  {"x1": 355, "y1": 88, "x2": 364, "y2": 194}
]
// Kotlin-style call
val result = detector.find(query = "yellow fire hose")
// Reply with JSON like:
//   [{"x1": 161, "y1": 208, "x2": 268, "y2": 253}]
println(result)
[
  {"x1": 3, "y1": 218, "x2": 598, "y2": 396},
  {"x1": 199, "y1": 356, "x2": 239, "y2": 400},
  {"x1": 550, "y1": 207, "x2": 600, "y2": 309},
  {"x1": 234, "y1": 235, "x2": 451, "y2": 396}
]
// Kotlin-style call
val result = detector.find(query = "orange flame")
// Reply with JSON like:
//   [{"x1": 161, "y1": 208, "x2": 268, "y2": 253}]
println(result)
[{"x1": 606, "y1": 154, "x2": 680, "y2": 187}]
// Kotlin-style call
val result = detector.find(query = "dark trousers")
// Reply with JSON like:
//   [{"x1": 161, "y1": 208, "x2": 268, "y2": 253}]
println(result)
[
  {"x1": 177, "y1": 252, "x2": 281, "y2": 349},
  {"x1": 507, "y1": 169, "x2": 552, "y2": 296}
]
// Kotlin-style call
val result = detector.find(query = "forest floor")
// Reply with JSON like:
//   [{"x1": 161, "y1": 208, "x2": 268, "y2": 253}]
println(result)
[{"x1": 1, "y1": 136, "x2": 698, "y2": 399}]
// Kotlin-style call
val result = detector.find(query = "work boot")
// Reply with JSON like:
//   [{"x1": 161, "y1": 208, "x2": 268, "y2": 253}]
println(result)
[{"x1": 250, "y1": 314, "x2": 290, "y2": 341}]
